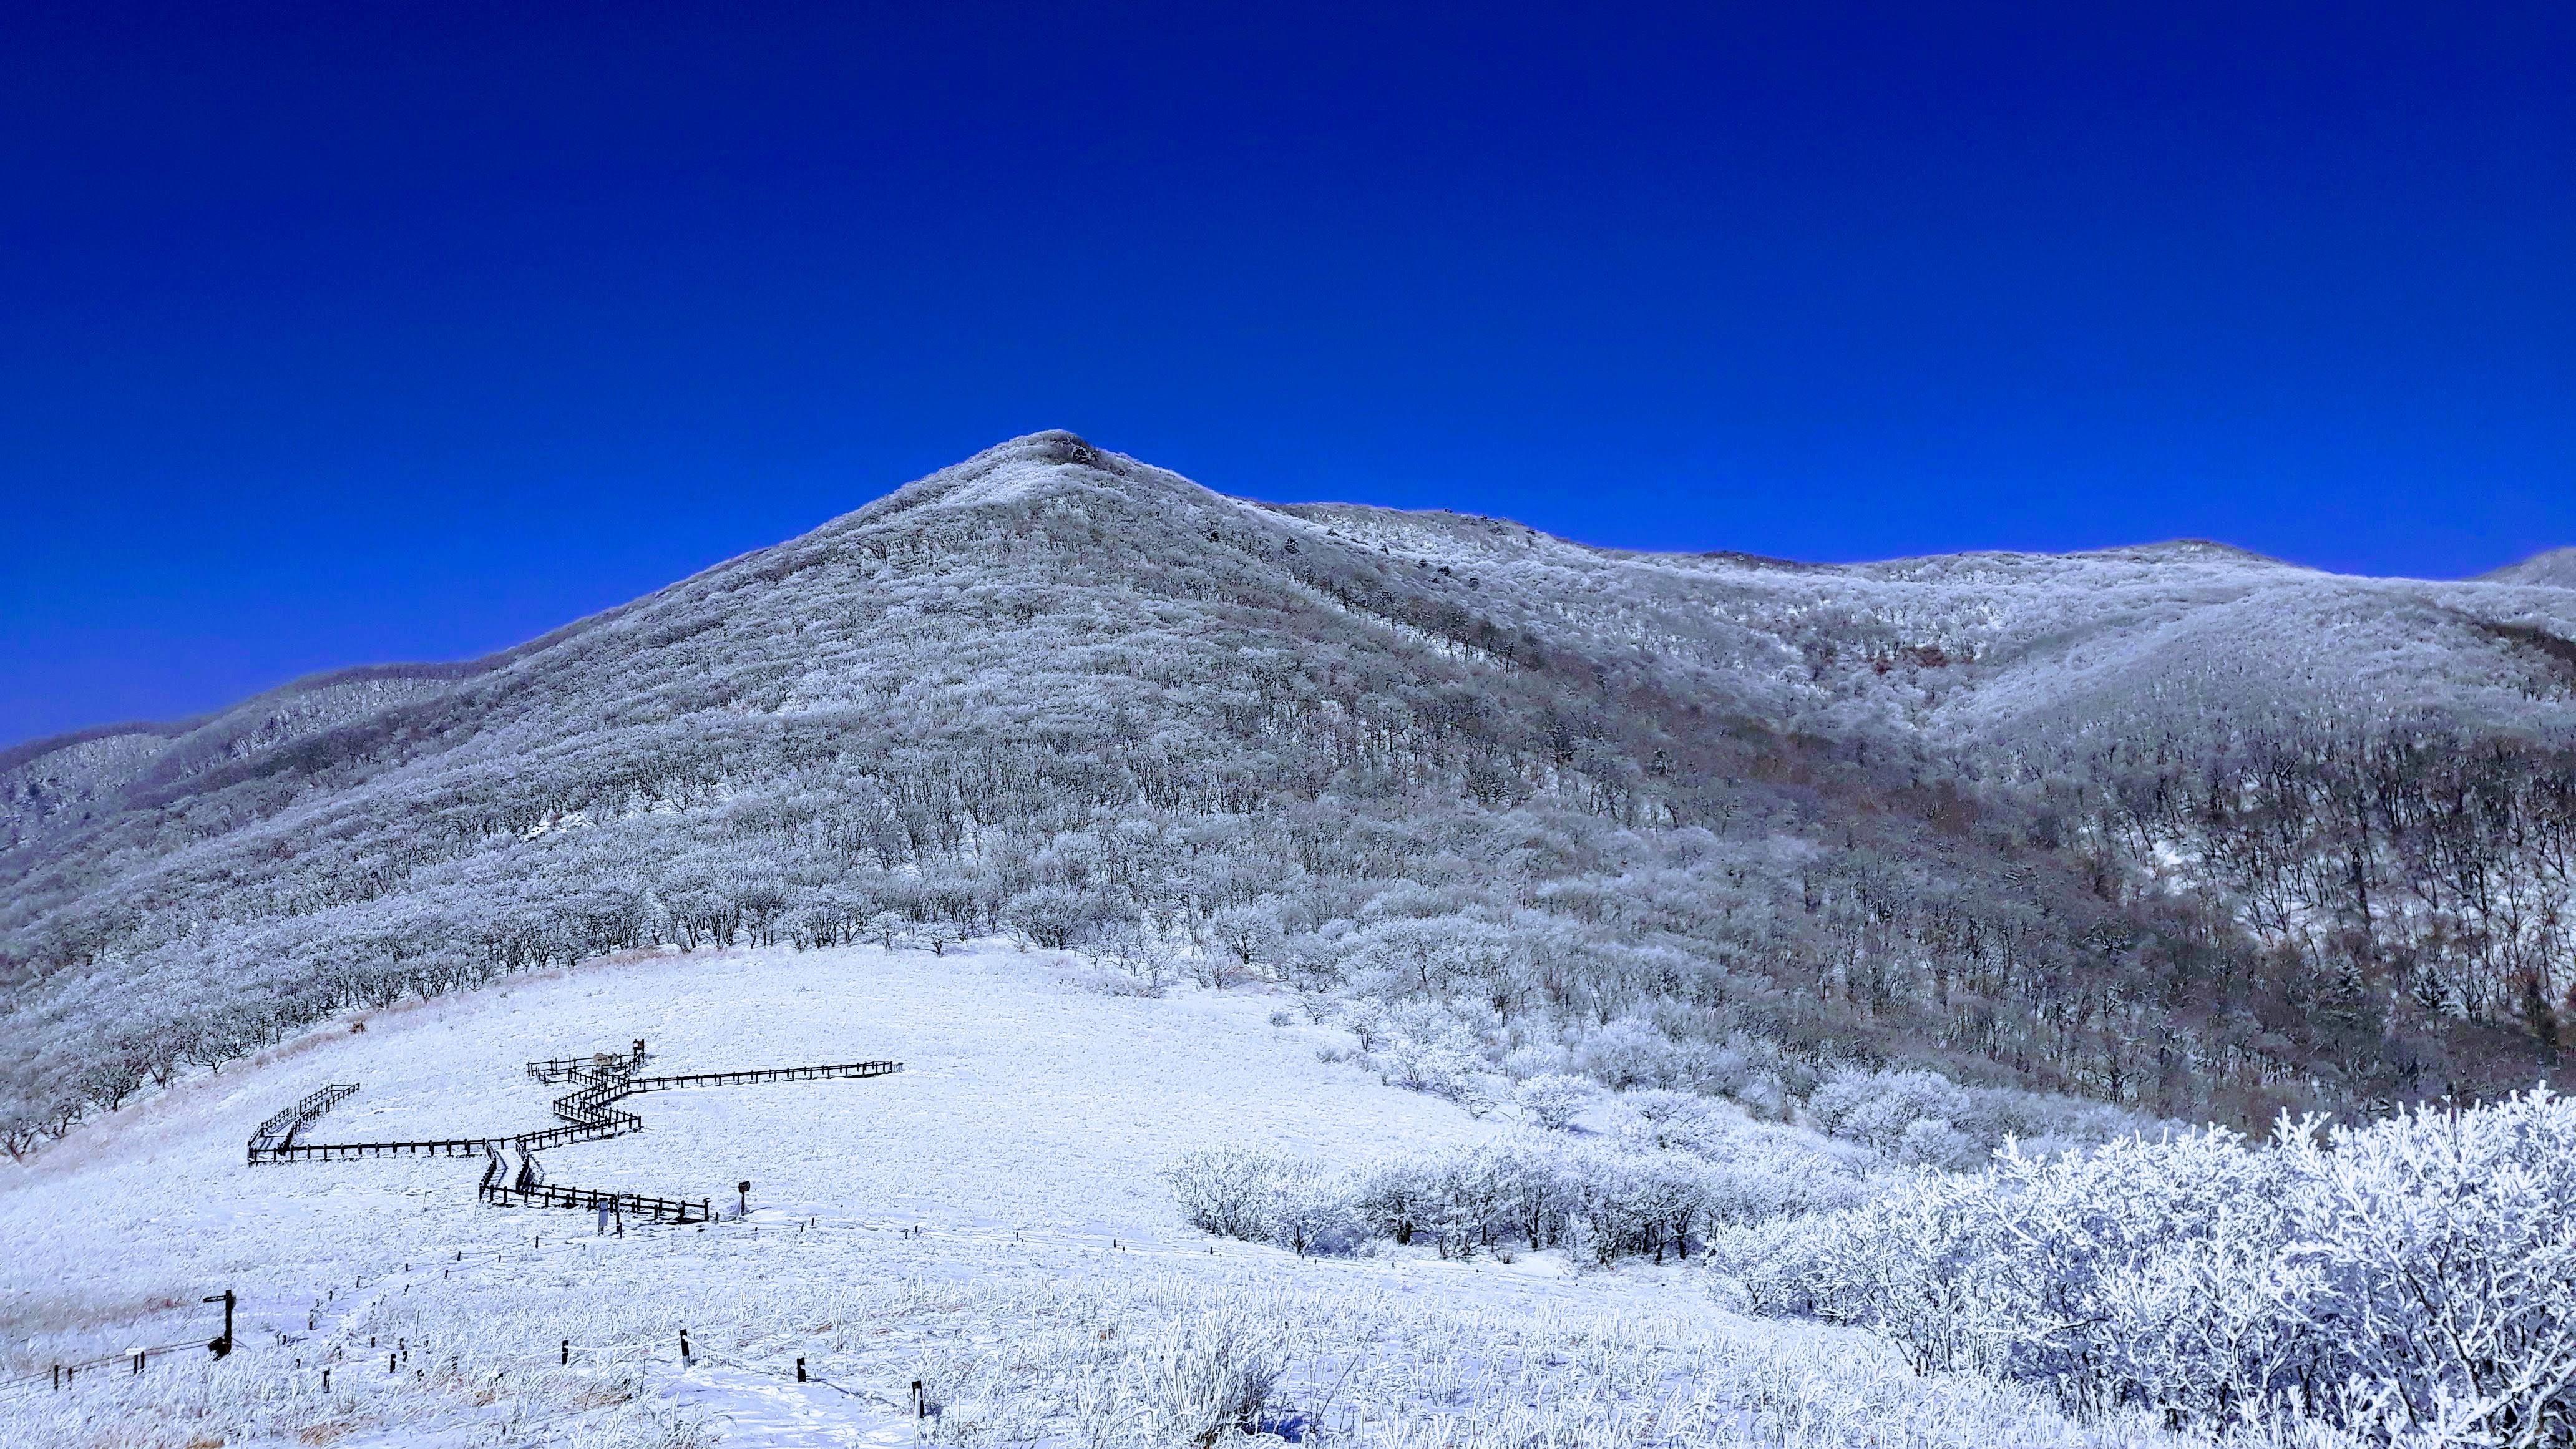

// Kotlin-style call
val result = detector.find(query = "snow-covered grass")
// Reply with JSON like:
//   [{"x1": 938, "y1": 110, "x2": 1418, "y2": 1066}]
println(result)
[
  {"x1": 0, "y1": 942, "x2": 2192, "y2": 1448},
  {"x1": 0, "y1": 941, "x2": 1497, "y2": 1343}
]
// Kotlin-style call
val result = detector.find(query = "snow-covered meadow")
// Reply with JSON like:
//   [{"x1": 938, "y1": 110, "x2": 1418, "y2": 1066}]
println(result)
[{"x1": 0, "y1": 941, "x2": 2180, "y2": 1448}]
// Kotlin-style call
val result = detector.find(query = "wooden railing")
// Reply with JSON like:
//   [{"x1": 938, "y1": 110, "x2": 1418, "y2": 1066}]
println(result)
[
  {"x1": 245, "y1": 1043, "x2": 902, "y2": 1221},
  {"x1": 479, "y1": 1181, "x2": 715, "y2": 1223},
  {"x1": 259, "y1": 1136, "x2": 497, "y2": 1162},
  {"x1": 631, "y1": 1061, "x2": 902, "y2": 1091},
  {"x1": 245, "y1": 1081, "x2": 363, "y2": 1161}
]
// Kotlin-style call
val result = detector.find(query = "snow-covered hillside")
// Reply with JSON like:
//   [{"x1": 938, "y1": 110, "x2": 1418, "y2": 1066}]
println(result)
[
  {"x1": 0, "y1": 665, "x2": 478, "y2": 851},
  {"x1": 6, "y1": 431, "x2": 2574, "y2": 1166},
  {"x1": 0, "y1": 943, "x2": 2145, "y2": 1449},
  {"x1": 2483, "y1": 545, "x2": 2576, "y2": 590}
]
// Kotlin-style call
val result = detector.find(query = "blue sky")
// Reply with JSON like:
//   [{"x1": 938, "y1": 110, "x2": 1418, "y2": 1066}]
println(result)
[{"x1": 2, "y1": 1, "x2": 2570, "y2": 745}]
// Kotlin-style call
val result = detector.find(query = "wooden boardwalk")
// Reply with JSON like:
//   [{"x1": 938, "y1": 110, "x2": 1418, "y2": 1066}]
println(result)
[{"x1": 244, "y1": 1043, "x2": 903, "y2": 1221}]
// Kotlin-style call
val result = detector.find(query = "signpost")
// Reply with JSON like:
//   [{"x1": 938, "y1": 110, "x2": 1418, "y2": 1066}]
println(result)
[{"x1": 202, "y1": 1290, "x2": 234, "y2": 1359}]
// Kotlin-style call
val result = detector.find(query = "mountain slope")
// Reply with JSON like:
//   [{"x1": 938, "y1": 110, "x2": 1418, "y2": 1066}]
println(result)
[
  {"x1": 5, "y1": 432, "x2": 2574, "y2": 1153},
  {"x1": 2482, "y1": 545, "x2": 2576, "y2": 589}
]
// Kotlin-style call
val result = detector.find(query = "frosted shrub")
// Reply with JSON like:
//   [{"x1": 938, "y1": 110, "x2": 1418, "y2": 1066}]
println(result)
[
  {"x1": 1894, "y1": 1116, "x2": 1980, "y2": 1169},
  {"x1": 1497, "y1": 1041, "x2": 1569, "y2": 1081},
  {"x1": 1172, "y1": 1115, "x2": 1870, "y2": 1266},
  {"x1": 1000, "y1": 886, "x2": 1093, "y2": 950},
  {"x1": 1164, "y1": 1145, "x2": 1282, "y2": 1240},
  {"x1": 1571, "y1": 1015, "x2": 1682, "y2": 1089},
  {"x1": 1513, "y1": 1073, "x2": 1594, "y2": 1129},
  {"x1": 1385, "y1": 1038, "x2": 1484, "y2": 1103},
  {"x1": 863, "y1": 910, "x2": 909, "y2": 951},
  {"x1": 1803, "y1": 1065, "x2": 2144, "y2": 1159},
  {"x1": 1710, "y1": 1089, "x2": 2576, "y2": 1445},
  {"x1": 1091, "y1": 920, "x2": 1178, "y2": 994},
  {"x1": 1806, "y1": 1067, "x2": 1974, "y2": 1146},
  {"x1": 1618, "y1": 1086, "x2": 1703, "y2": 1126},
  {"x1": 1206, "y1": 902, "x2": 1286, "y2": 976},
  {"x1": 1612, "y1": 1088, "x2": 1760, "y2": 1156},
  {"x1": 1731, "y1": 1072, "x2": 1790, "y2": 1122},
  {"x1": 1351, "y1": 1155, "x2": 1443, "y2": 1248},
  {"x1": 1266, "y1": 1163, "x2": 1366, "y2": 1256},
  {"x1": 1563, "y1": 1145, "x2": 1707, "y2": 1264}
]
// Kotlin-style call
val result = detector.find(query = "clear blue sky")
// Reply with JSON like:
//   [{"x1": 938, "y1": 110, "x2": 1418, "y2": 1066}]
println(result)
[{"x1": 2, "y1": 1, "x2": 2570, "y2": 746}]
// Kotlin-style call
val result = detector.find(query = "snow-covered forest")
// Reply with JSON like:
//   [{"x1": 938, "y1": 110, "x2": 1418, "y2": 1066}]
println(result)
[
  {"x1": 8, "y1": 433, "x2": 2576, "y2": 1447},
  {"x1": 7, "y1": 432, "x2": 2576, "y2": 1155}
]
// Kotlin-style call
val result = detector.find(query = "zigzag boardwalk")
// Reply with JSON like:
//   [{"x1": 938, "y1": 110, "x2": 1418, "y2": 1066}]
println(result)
[
  {"x1": 246, "y1": 1043, "x2": 902, "y2": 1223},
  {"x1": 246, "y1": 1083, "x2": 361, "y2": 1157}
]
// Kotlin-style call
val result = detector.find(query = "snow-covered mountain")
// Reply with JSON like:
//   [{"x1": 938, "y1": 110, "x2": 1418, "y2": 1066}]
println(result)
[
  {"x1": 2484, "y1": 544, "x2": 2576, "y2": 590},
  {"x1": 6, "y1": 432, "x2": 2574, "y2": 1152}
]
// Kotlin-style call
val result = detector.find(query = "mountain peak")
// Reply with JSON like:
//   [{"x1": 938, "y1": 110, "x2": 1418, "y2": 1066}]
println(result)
[
  {"x1": 849, "y1": 430, "x2": 1174, "y2": 525},
  {"x1": 969, "y1": 429, "x2": 1113, "y2": 467}
]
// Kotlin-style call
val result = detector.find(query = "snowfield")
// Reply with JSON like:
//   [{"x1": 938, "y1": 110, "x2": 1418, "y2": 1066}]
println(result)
[{"x1": 0, "y1": 942, "x2": 2175, "y2": 1448}]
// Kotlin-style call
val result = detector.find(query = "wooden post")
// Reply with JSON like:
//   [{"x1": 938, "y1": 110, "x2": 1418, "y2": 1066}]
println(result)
[
  {"x1": 203, "y1": 1289, "x2": 235, "y2": 1358},
  {"x1": 562, "y1": 1339, "x2": 570, "y2": 1365},
  {"x1": 912, "y1": 1379, "x2": 925, "y2": 1417},
  {"x1": 680, "y1": 1329, "x2": 691, "y2": 1366},
  {"x1": 796, "y1": 1356, "x2": 806, "y2": 1382}
]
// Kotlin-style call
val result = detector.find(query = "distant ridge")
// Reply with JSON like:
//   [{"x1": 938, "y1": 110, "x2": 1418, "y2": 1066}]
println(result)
[{"x1": 2482, "y1": 545, "x2": 2576, "y2": 589}]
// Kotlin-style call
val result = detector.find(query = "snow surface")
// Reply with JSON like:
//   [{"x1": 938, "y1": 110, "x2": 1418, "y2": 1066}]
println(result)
[
  {"x1": 0, "y1": 944, "x2": 2167, "y2": 1448},
  {"x1": 2, "y1": 943, "x2": 1493, "y2": 1330}
]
